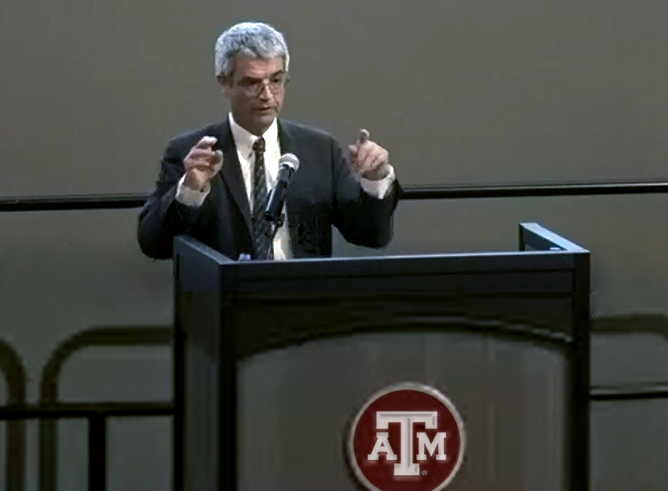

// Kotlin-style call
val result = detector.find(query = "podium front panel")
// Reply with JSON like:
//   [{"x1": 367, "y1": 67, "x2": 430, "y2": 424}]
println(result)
[{"x1": 238, "y1": 331, "x2": 566, "y2": 491}]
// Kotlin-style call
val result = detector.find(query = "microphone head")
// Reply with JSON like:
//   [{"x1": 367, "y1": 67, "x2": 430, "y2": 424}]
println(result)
[{"x1": 279, "y1": 153, "x2": 300, "y2": 172}]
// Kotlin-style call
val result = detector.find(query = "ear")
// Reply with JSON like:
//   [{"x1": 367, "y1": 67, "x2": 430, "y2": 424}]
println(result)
[{"x1": 216, "y1": 74, "x2": 230, "y2": 97}]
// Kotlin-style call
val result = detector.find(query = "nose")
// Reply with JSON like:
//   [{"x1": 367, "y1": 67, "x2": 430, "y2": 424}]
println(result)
[{"x1": 258, "y1": 82, "x2": 273, "y2": 100}]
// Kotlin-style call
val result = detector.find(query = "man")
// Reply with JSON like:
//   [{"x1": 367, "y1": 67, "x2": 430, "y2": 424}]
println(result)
[{"x1": 137, "y1": 22, "x2": 400, "y2": 260}]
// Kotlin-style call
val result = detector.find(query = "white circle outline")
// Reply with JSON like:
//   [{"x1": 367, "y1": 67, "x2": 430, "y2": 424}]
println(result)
[{"x1": 347, "y1": 382, "x2": 466, "y2": 491}]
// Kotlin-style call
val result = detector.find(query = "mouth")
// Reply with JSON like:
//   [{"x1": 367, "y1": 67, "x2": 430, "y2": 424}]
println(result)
[{"x1": 253, "y1": 107, "x2": 275, "y2": 114}]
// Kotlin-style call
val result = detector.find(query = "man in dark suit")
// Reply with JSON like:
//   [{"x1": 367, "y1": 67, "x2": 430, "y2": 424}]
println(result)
[{"x1": 138, "y1": 21, "x2": 400, "y2": 261}]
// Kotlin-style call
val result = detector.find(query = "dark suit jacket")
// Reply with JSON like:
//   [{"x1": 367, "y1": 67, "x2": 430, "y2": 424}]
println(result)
[{"x1": 137, "y1": 118, "x2": 401, "y2": 260}]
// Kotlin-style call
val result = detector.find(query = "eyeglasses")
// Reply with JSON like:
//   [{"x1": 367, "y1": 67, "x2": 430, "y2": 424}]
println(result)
[{"x1": 235, "y1": 73, "x2": 290, "y2": 97}]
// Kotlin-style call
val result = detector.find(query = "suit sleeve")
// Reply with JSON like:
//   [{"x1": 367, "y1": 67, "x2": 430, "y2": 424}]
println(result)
[
  {"x1": 137, "y1": 138, "x2": 206, "y2": 259},
  {"x1": 330, "y1": 137, "x2": 401, "y2": 249}
]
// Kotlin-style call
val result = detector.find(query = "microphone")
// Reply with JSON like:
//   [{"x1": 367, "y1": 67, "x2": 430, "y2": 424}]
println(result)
[{"x1": 264, "y1": 153, "x2": 300, "y2": 223}]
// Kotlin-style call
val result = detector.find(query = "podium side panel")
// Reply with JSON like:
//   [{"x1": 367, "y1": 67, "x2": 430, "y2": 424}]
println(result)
[{"x1": 174, "y1": 237, "x2": 235, "y2": 491}]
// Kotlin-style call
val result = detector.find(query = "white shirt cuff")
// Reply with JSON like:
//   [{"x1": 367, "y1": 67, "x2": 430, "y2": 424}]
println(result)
[
  {"x1": 358, "y1": 164, "x2": 396, "y2": 199},
  {"x1": 175, "y1": 174, "x2": 210, "y2": 207}
]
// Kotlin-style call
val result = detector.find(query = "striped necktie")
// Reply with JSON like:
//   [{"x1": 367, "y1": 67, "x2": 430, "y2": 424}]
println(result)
[{"x1": 251, "y1": 137, "x2": 273, "y2": 259}]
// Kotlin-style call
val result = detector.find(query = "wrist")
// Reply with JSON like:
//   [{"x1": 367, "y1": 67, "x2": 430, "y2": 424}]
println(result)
[
  {"x1": 183, "y1": 175, "x2": 204, "y2": 191},
  {"x1": 362, "y1": 163, "x2": 390, "y2": 181}
]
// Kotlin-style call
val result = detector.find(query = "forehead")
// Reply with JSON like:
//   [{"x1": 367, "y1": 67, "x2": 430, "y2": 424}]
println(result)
[{"x1": 233, "y1": 56, "x2": 284, "y2": 79}]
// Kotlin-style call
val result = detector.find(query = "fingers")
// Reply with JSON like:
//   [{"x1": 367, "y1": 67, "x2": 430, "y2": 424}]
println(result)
[
  {"x1": 189, "y1": 148, "x2": 223, "y2": 164},
  {"x1": 207, "y1": 150, "x2": 223, "y2": 174},
  {"x1": 356, "y1": 141, "x2": 375, "y2": 166},
  {"x1": 362, "y1": 152, "x2": 386, "y2": 175},
  {"x1": 185, "y1": 138, "x2": 222, "y2": 171},
  {"x1": 194, "y1": 136, "x2": 217, "y2": 150},
  {"x1": 187, "y1": 162, "x2": 218, "y2": 172},
  {"x1": 189, "y1": 136, "x2": 218, "y2": 159},
  {"x1": 188, "y1": 148, "x2": 217, "y2": 160},
  {"x1": 358, "y1": 151, "x2": 387, "y2": 175},
  {"x1": 181, "y1": 138, "x2": 222, "y2": 190},
  {"x1": 351, "y1": 141, "x2": 388, "y2": 173}
]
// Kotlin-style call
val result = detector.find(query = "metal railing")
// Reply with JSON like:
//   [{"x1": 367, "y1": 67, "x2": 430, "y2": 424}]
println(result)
[
  {"x1": 0, "y1": 403, "x2": 172, "y2": 490},
  {"x1": 0, "y1": 326, "x2": 172, "y2": 491},
  {"x1": 1, "y1": 179, "x2": 668, "y2": 212}
]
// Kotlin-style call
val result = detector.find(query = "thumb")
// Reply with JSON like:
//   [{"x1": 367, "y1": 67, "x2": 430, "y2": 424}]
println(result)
[
  {"x1": 357, "y1": 128, "x2": 370, "y2": 145},
  {"x1": 349, "y1": 129, "x2": 369, "y2": 158}
]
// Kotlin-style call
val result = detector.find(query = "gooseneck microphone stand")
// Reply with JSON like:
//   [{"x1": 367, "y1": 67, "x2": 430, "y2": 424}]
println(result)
[{"x1": 263, "y1": 211, "x2": 285, "y2": 259}]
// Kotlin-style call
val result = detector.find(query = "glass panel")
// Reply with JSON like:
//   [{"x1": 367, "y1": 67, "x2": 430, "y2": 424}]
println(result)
[
  {"x1": 57, "y1": 419, "x2": 88, "y2": 491},
  {"x1": 107, "y1": 416, "x2": 171, "y2": 491},
  {"x1": 59, "y1": 346, "x2": 171, "y2": 403},
  {"x1": 0, "y1": 209, "x2": 172, "y2": 490},
  {"x1": 592, "y1": 400, "x2": 668, "y2": 491},
  {"x1": 0, "y1": 209, "x2": 172, "y2": 402}
]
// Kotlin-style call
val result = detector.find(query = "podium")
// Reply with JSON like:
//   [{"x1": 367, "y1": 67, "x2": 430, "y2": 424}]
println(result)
[{"x1": 172, "y1": 223, "x2": 590, "y2": 491}]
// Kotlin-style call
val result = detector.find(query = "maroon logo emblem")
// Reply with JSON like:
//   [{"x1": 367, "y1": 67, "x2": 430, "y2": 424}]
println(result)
[{"x1": 347, "y1": 383, "x2": 465, "y2": 491}]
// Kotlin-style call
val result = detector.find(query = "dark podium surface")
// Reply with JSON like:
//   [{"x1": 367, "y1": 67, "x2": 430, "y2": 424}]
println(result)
[{"x1": 172, "y1": 223, "x2": 590, "y2": 491}]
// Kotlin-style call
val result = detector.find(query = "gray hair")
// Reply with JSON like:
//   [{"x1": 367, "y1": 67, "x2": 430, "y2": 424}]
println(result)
[{"x1": 214, "y1": 22, "x2": 290, "y2": 79}]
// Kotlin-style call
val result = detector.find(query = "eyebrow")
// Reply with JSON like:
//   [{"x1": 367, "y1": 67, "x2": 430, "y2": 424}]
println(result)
[{"x1": 239, "y1": 70, "x2": 285, "y2": 82}]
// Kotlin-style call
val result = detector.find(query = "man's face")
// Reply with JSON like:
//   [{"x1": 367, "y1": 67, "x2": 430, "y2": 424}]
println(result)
[{"x1": 220, "y1": 56, "x2": 286, "y2": 136}]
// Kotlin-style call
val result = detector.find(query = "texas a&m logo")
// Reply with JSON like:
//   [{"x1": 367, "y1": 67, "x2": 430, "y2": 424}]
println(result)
[{"x1": 347, "y1": 383, "x2": 465, "y2": 491}]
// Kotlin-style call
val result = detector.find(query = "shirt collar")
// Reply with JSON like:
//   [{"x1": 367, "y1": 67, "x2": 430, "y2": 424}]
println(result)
[{"x1": 228, "y1": 112, "x2": 279, "y2": 159}]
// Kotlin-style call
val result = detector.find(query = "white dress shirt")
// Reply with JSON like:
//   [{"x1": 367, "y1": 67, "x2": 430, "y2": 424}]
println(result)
[{"x1": 175, "y1": 113, "x2": 396, "y2": 260}]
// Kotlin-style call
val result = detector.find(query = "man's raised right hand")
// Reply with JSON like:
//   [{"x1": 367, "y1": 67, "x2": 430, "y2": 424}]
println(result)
[{"x1": 183, "y1": 136, "x2": 223, "y2": 191}]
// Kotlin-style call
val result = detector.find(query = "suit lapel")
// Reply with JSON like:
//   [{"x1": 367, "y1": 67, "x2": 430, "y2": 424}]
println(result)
[
  {"x1": 278, "y1": 120, "x2": 303, "y2": 257},
  {"x1": 212, "y1": 119, "x2": 253, "y2": 236},
  {"x1": 277, "y1": 118, "x2": 296, "y2": 156}
]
